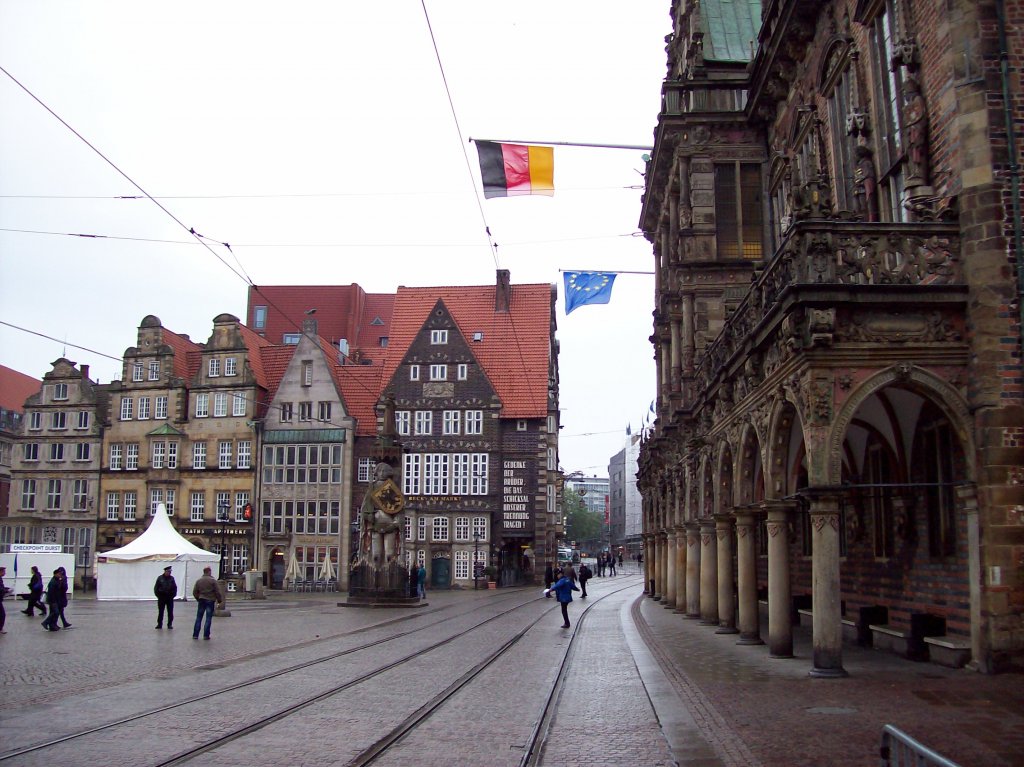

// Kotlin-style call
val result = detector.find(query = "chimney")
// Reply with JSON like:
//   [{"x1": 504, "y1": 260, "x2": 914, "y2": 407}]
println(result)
[
  {"x1": 495, "y1": 269, "x2": 511, "y2": 312},
  {"x1": 302, "y1": 318, "x2": 318, "y2": 336},
  {"x1": 80, "y1": 364, "x2": 90, "y2": 382}
]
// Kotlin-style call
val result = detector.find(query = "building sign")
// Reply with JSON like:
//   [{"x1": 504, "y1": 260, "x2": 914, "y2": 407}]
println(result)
[
  {"x1": 11, "y1": 543, "x2": 63, "y2": 553},
  {"x1": 502, "y1": 460, "x2": 531, "y2": 531}
]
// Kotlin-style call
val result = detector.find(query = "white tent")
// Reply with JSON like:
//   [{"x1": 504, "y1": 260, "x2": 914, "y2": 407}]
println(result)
[{"x1": 96, "y1": 504, "x2": 220, "y2": 601}]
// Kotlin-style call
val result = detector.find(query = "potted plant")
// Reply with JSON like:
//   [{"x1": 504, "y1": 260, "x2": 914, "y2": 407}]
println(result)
[{"x1": 484, "y1": 566, "x2": 498, "y2": 589}]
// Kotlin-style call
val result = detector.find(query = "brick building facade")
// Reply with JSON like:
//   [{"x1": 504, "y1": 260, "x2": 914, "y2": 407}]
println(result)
[{"x1": 639, "y1": 0, "x2": 1024, "y2": 673}]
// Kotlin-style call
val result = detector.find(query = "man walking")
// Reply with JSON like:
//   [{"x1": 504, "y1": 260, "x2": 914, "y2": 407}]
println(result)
[
  {"x1": 41, "y1": 568, "x2": 70, "y2": 631},
  {"x1": 578, "y1": 562, "x2": 592, "y2": 599},
  {"x1": 417, "y1": 564, "x2": 427, "y2": 599},
  {"x1": 22, "y1": 565, "x2": 47, "y2": 617},
  {"x1": 154, "y1": 565, "x2": 177, "y2": 629},
  {"x1": 192, "y1": 566, "x2": 224, "y2": 640}
]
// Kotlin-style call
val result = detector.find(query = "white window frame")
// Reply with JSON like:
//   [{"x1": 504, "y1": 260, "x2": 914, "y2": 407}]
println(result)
[
  {"x1": 137, "y1": 396, "x2": 151, "y2": 420},
  {"x1": 225, "y1": 357, "x2": 237, "y2": 376},
  {"x1": 77, "y1": 410, "x2": 90, "y2": 430},
  {"x1": 148, "y1": 361, "x2": 160, "y2": 380},
  {"x1": 232, "y1": 392, "x2": 247, "y2": 417},
  {"x1": 191, "y1": 492, "x2": 206, "y2": 522},
  {"x1": 396, "y1": 411, "x2": 411, "y2": 436},
  {"x1": 120, "y1": 397, "x2": 133, "y2": 421},
  {"x1": 457, "y1": 363, "x2": 468, "y2": 380},
  {"x1": 193, "y1": 441, "x2": 207, "y2": 469},
  {"x1": 237, "y1": 440, "x2": 252, "y2": 469},
  {"x1": 455, "y1": 516, "x2": 470, "y2": 541},
  {"x1": 196, "y1": 393, "x2": 209, "y2": 418},
  {"x1": 414, "y1": 411, "x2": 432, "y2": 436},
  {"x1": 318, "y1": 401, "x2": 332, "y2": 422},
  {"x1": 432, "y1": 516, "x2": 449, "y2": 542},
  {"x1": 423, "y1": 453, "x2": 449, "y2": 495},
  {"x1": 22, "y1": 479, "x2": 36, "y2": 510},
  {"x1": 106, "y1": 492, "x2": 120, "y2": 521},
  {"x1": 471, "y1": 454, "x2": 488, "y2": 495},
  {"x1": 409, "y1": 364, "x2": 420, "y2": 381},
  {"x1": 213, "y1": 392, "x2": 228, "y2": 417},
  {"x1": 403, "y1": 453, "x2": 422, "y2": 495},
  {"x1": 167, "y1": 441, "x2": 178, "y2": 469},
  {"x1": 452, "y1": 453, "x2": 470, "y2": 495},
  {"x1": 51, "y1": 411, "x2": 67, "y2": 430},
  {"x1": 208, "y1": 358, "x2": 221, "y2": 377},
  {"x1": 110, "y1": 443, "x2": 123, "y2": 471},
  {"x1": 429, "y1": 364, "x2": 447, "y2": 381},
  {"x1": 455, "y1": 550, "x2": 469, "y2": 579},
  {"x1": 298, "y1": 402, "x2": 313, "y2": 422},
  {"x1": 124, "y1": 491, "x2": 137, "y2": 521},
  {"x1": 47, "y1": 479, "x2": 62, "y2": 510},
  {"x1": 358, "y1": 457, "x2": 375, "y2": 483},
  {"x1": 155, "y1": 396, "x2": 168, "y2": 420},
  {"x1": 75, "y1": 442, "x2": 90, "y2": 462},
  {"x1": 465, "y1": 410, "x2": 483, "y2": 435},
  {"x1": 29, "y1": 412, "x2": 41, "y2": 430},
  {"x1": 150, "y1": 488, "x2": 164, "y2": 515},
  {"x1": 23, "y1": 443, "x2": 39, "y2": 461},
  {"x1": 152, "y1": 441, "x2": 166, "y2": 469},
  {"x1": 473, "y1": 516, "x2": 487, "y2": 540},
  {"x1": 443, "y1": 410, "x2": 460, "y2": 435},
  {"x1": 53, "y1": 382, "x2": 68, "y2": 400},
  {"x1": 219, "y1": 441, "x2": 233, "y2": 469},
  {"x1": 132, "y1": 363, "x2": 144, "y2": 382},
  {"x1": 72, "y1": 479, "x2": 88, "y2": 511},
  {"x1": 126, "y1": 443, "x2": 139, "y2": 471},
  {"x1": 431, "y1": 329, "x2": 448, "y2": 344},
  {"x1": 417, "y1": 516, "x2": 427, "y2": 541},
  {"x1": 49, "y1": 443, "x2": 65, "y2": 462}
]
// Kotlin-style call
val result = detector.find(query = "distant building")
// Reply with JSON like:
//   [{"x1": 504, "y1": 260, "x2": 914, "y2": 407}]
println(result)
[
  {"x1": 565, "y1": 475, "x2": 610, "y2": 551},
  {"x1": 609, "y1": 434, "x2": 642, "y2": 555},
  {"x1": 9, "y1": 359, "x2": 106, "y2": 587}
]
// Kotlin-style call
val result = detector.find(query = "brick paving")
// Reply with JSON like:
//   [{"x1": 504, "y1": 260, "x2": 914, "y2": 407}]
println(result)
[{"x1": 0, "y1": 571, "x2": 1021, "y2": 766}]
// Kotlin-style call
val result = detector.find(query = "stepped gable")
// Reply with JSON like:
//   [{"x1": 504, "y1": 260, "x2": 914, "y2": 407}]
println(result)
[
  {"x1": 383, "y1": 282, "x2": 553, "y2": 419},
  {"x1": 0, "y1": 364, "x2": 41, "y2": 412}
]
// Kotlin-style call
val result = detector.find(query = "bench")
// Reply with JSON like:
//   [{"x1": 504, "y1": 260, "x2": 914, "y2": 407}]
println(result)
[
  {"x1": 923, "y1": 636, "x2": 972, "y2": 669},
  {"x1": 869, "y1": 624, "x2": 913, "y2": 657}
]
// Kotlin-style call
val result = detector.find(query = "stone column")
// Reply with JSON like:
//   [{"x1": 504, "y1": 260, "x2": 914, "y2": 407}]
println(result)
[
  {"x1": 734, "y1": 509, "x2": 763, "y2": 645},
  {"x1": 663, "y1": 529, "x2": 677, "y2": 606},
  {"x1": 715, "y1": 513, "x2": 738, "y2": 634},
  {"x1": 674, "y1": 524, "x2": 687, "y2": 613},
  {"x1": 808, "y1": 492, "x2": 847, "y2": 678},
  {"x1": 653, "y1": 531, "x2": 663, "y2": 600},
  {"x1": 681, "y1": 293, "x2": 695, "y2": 375},
  {"x1": 643, "y1": 533, "x2": 655, "y2": 596},
  {"x1": 670, "y1": 315, "x2": 681, "y2": 394},
  {"x1": 685, "y1": 522, "x2": 701, "y2": 617},
  {"x1": 698, "y1": 518, "x2": 718, "y2": 625},
  {"x1": 764, "y1": 501, "x2": 794, "y2": 658}
]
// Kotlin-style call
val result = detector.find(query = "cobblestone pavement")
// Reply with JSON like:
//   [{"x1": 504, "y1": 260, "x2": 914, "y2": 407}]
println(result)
[{"x1": 1, "y1": 570, "x2": 1021, "y2": 767}]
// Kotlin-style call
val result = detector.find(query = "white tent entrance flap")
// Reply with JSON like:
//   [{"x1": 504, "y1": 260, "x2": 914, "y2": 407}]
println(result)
[{"x1": 96, "y1": 504, "x2": 219, "y2": 600}]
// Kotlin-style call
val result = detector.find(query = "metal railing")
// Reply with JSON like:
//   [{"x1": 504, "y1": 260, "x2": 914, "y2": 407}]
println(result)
[{"x1": 880, "y1": 725, "x2": 962, "y2": 767}]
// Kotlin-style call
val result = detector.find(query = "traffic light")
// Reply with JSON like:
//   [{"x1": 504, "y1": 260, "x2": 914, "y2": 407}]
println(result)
[{"x1": 243, "y1": 503, "x2": 253, "y2": 521}]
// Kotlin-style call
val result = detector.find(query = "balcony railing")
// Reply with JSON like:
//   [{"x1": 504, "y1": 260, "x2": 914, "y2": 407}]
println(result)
[
  {"x1": 661, "y1": 79, "x2": 748, "y2": 116},
  {"x1": 694, "y1": 220, "x2": 963, "y2": 385}
]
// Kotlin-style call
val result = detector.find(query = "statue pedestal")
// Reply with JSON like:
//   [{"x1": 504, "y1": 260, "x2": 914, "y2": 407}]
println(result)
[{"x1": 340, "y1": 562, "x2": 424, "y2": 608}]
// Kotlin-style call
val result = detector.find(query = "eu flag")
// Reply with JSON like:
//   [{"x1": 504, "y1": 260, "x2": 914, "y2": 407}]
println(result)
[{"x1": 563, "y1": 272, "x2": 617, "y2": 315}]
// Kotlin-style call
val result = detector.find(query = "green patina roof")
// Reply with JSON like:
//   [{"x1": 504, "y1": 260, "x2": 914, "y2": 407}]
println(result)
[
  {"x1": 148, "y1": 423, "x2": 185, "y2": 436},
  {"x1": 702, "y1": 0, "x2": 761, "y2": 63},
  {"x1": 264, "y1": 428, "x2": 347, "y2": 443}
]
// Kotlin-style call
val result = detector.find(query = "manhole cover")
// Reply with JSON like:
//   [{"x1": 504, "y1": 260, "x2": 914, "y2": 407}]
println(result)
[{"x1": 806, "y1": 706, "x2": 857, "y2": 715}]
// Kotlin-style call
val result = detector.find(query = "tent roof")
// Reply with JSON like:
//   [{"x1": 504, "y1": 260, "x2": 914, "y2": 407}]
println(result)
[{"x1": 98, "y1": 504, "x2": 219, "y2": 563}]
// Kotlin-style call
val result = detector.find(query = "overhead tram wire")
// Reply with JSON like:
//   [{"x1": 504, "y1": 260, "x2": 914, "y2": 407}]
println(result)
[
  {"x1": 0, "y1": 66, "x2": 384, "y2": 403},
  {"x1": 0, "y1": 64, "x2": 249, "y2": 287},
  {"x1": 418, "y1": 1, "x2": 544, "y2": 415}
]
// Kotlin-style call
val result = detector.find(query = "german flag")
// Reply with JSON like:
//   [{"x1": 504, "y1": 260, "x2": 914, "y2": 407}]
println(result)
[{"x1": 475, "y1": 141, "x2": 554, "y2": 199}]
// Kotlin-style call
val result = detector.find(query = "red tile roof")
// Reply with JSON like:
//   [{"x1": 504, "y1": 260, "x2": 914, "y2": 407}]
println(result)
[
  {"x1": 160, "y1": 329, "x2": 203, "y2": 380},
  {"x1": 331, "y1": 364, "x2": 383, "y2": 436},
  {"x1": 382, "y1": 284, "x2": 555, "y2": 419},
  {"x1": 0, "y1": 364, "x2": 41, "y2": 412}
]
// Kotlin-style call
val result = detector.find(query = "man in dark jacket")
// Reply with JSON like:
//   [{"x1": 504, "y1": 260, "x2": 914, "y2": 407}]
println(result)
[
  {"x1": 578, "y1": 563, "x2": 592, "y2": 599},
  {"x1": 41, "y1": 568, "x2": 70, "y2": 631},
  {"x1": 154, "y1": 565, "x2": 177, "y2": 629},
  {"x1": 0, "y1": 566, "x2": 9, "y2": 633},
  {"x1": 22, "y1": 565, "x2": 47, "y2": 616}
]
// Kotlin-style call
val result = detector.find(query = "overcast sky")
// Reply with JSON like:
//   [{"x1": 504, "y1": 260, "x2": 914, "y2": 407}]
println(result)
[{"x1": 0, "y1": 1, "x2": 668, "y2": 475}]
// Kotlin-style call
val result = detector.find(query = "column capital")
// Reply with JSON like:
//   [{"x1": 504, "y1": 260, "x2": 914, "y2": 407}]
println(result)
[{"x1": 733, "y1": 506, "x2": 761, "y2": 528}]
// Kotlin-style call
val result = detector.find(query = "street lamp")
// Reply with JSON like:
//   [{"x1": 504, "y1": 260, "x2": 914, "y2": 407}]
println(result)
[{"x1": 217, "y1": 501, "x2": 230, "y2": 580}]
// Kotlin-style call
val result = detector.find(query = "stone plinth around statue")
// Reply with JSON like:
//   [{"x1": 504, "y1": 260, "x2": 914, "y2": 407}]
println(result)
[{"x1": 341, "y1": 561, "x2": 424, "y2": 608}]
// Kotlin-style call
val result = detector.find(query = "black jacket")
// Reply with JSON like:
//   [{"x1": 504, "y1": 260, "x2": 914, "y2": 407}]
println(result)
[{"x1": 154, "y1": 573, "x2": 178, "y2": 599}]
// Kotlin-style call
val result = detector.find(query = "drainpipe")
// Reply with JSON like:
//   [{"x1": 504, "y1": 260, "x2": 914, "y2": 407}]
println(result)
[{"x1": 996, "y1": 0, "x2": 1024, "y2": 350}]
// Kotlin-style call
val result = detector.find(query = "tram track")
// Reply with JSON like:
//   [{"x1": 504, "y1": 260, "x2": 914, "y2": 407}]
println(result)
[
  {"x1": 0, "y1": 589, "x2": 528, "y2": 764},
  {"x1": 347, "y1": 581, "x2": 639, "y2": 767}
]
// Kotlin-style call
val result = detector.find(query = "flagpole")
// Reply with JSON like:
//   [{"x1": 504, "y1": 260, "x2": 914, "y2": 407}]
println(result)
[
  {"x1": 470, "y1": 137, "x2": 652, "y2": 151},
  {"x1": 560, "y1": 269, "x2": 655, "y2": 275}
]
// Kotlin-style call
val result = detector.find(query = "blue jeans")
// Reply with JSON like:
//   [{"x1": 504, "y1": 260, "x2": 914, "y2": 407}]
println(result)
[
  {"x1": 193, "y1": 599, "x2": 215, "y2": 638},
  {"x1": 417, "y1": 583, "x2": 425, "y2": 599}
]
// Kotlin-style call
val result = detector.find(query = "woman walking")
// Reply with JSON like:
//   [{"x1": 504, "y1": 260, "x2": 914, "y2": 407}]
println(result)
[{"x1": 548, "y1": 566, "x2": 580, "y2": 628}]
